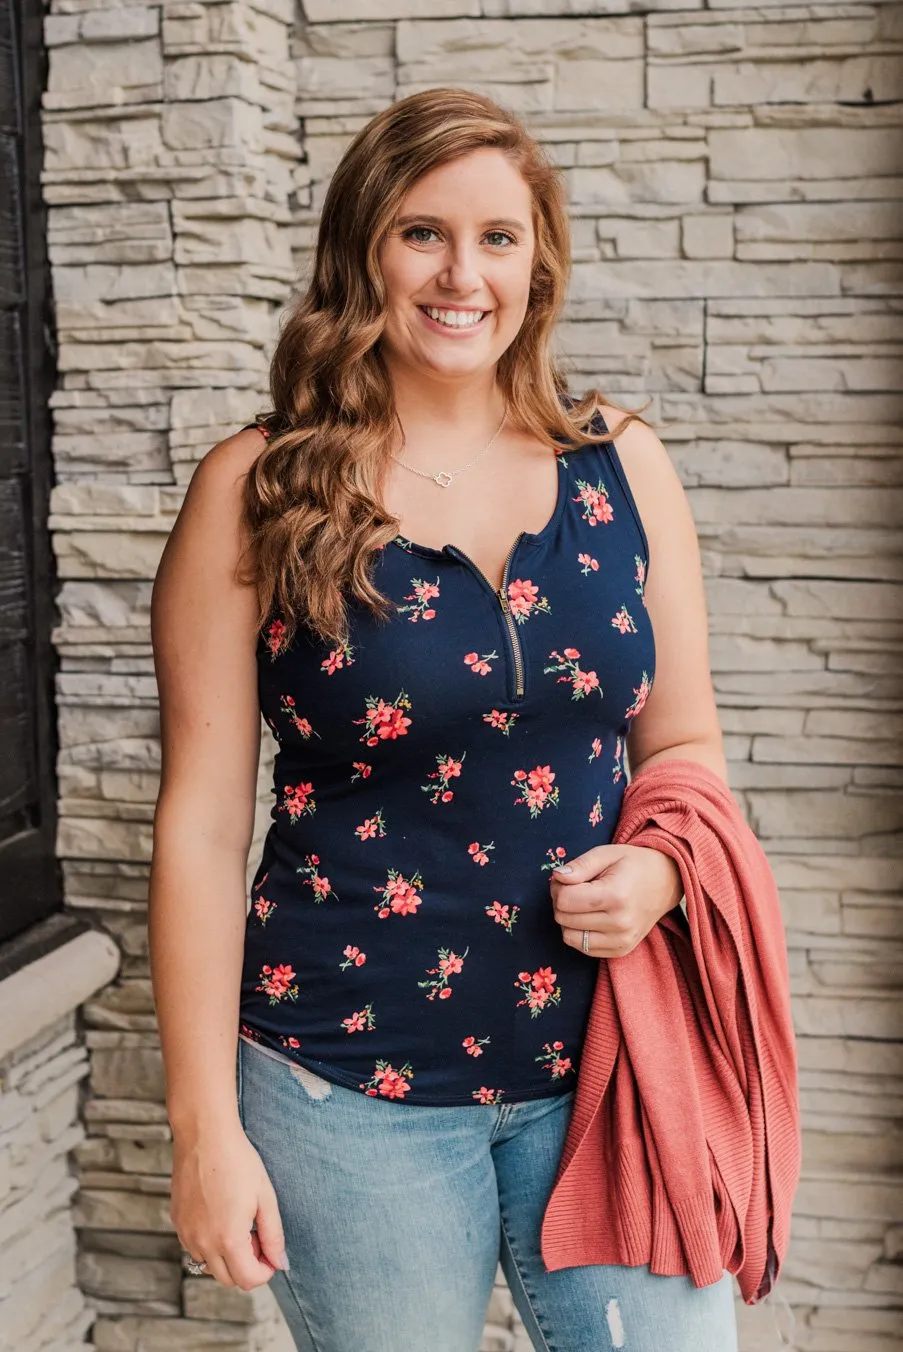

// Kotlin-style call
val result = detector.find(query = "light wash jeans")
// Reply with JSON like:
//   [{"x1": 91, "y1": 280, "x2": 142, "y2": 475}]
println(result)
[{"x1": 236, "y1": 1035, "x2": 739, "y2": 1352}]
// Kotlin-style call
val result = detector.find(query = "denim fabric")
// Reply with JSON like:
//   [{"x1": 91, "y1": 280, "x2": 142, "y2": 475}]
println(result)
[{"x1": 236, "y1": 1036, "x2": 739, "y2": 1352}]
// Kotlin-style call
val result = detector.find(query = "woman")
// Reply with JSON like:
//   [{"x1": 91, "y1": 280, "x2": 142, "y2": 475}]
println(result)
[{"x1": 149, "y1": 87, "x2": 738, "y2": 1351}]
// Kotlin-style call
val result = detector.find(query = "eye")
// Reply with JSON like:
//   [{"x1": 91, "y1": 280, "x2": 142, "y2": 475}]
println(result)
[
  {"x1": 402, "y1": 226, "x2": 440, "y2": 245},
  {"x1": 484, "y1": 230, "x2": 516, "y2": 248}
]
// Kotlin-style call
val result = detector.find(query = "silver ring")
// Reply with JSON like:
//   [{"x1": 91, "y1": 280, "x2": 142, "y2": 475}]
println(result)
[
  {"x1": 186, "y1": 1257, "x2": 208, "y2": 1275},
  {"x1": 581, "y1": 928, "x2": 590, "y2": 954}
]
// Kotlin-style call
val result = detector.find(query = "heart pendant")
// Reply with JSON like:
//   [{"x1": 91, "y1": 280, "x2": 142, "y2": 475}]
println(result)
[{"x1": 434, "y1": 471, "x2": 453, "y2": 488}]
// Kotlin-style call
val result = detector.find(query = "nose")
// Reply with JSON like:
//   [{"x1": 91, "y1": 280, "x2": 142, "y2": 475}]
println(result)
[{"x1": 436, "y1": 239, "x2": 483, "y2": 296}]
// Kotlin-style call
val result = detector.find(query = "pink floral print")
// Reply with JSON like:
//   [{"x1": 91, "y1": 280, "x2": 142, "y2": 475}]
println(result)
[
  {"x1": 483, "y1": 708, "x2": 519, "y2": 735},
  {"x1": 506, "y1": 578, "x2": 552, "y2": 624},
  {"x1": 280, "y1": 780, "x2": 316, "y2": 822},
  {"x1": 340, "y1": 944, "x2": 367, "y2": 970},
  {"x1": 373, "y1": 867, "x2": 424, "y2": 918},
  {"x1": 514, "y1": 966, "x2": 562, "y2": 1017},
  {"x1": 511, "y1": 764, "x2": 560, "y2": 817},
  {"x1": 635, "y1": 554, "x2": 648, "y2": 607},
  {"x1": 611, "y1": 606, "x2": 638, "y2": 635},
  {"x1": 398, "y1": 577, "x2": 440, "y2": 622},
  {"x1": 419, "y1": 946, "x2": 469, "y2": 1001},
  {"x1": 535, "y1": 1040, "x2": 574, "y2": 1078},
  {"x1": 252, "y1": 876, "x2": 277, "y2": 924},
  {"x1": 341, "y1": 1003, "x2": 375, "y2": 1034},
  {"x1": 612, "y1": 734, "x2": 626, "y2": 784},
  {"x1": 421, "y1": 752, "x2": 465, "y2": 804},
  {"x1": 252, "y1": 895, "x2": 277, "y2": 925},
  {"x1": 464, "y1": 650, "x2": 498, "y2": 676},
  {"x1": 541, "y1": 846, "x2": 569, "y2": 873},
  {"x1": 256, "y1": 963, "x2": 299, "y2": 1005},
  {"x1": 359, "y1": 1060, "x2": 413, "y2": 1098},
  {"x1": 544, "y1": 647, "x2": 602, "y2": 701},
  {"x1": 297, "y1": 853, "x2": 339, "y2": 902},
  {"x1": 280, "y1": 694, "x2": 319, "y2": 739},
  {"x1": 321, "y1": 642, "x2": 355, "y2": 675},
  {"x1": 265, "y1": 619, "x2": 288, "y2": 660},
  {"x1": 354, "y1": 691, "x2": 412, "y2": 745},
  {"x1": 626, "y1": 671, "x2": 653, "y2": 720},
  {"x1": 485, "y1": 900, "x2": 520, "y2": 932},
  {"x1": 355, "y1": 809, "x2": 386, "y2": 841},
  {"x1": 573, "y1": 477, "x2": 614, "y2": 527},
  {"x1": 467, "y1": 840, "x2": 495, "y2": 866},
  {"x1": 241, "y1": 412, "x2": 658, "y2": 1106}
]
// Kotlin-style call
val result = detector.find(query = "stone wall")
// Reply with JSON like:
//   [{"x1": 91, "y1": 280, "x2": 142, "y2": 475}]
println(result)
[{"x1": 34, "y1": 1, "x2": 903, "y2": 1350}]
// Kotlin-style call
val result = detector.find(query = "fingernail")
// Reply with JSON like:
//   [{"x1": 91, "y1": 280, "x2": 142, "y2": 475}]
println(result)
[
  {"x1": 277, "y1": 1250, "x2": 290, "y2": 1271},
  {"x1": 553, "y1": 864, "x2": 573, "y2": 874}
]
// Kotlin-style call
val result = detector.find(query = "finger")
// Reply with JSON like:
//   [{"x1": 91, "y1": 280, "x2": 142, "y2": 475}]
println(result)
[
  {"x1": 560, "y1": 926, "x2": 602, "y2": 955},
  {"x1": 255, "y1": 1193, "x2": 289, "y2": 1272},
  {"x1": 550, "y1": 877, "x2": 612, "y2": 913},
  {"x1": 221, "y1": 1232, "x2": 279, "y2": 1289},
  {"x1": 199, "y1": 1250, "x2": 236, "y2": 1288},
  {"x1": 551, "y1": 880, "x2": 623, "y2": 922},
  {"x1": 555, "y1": 908, "x2": 617, "y2": 937},
  {"x1": 561, "y1": 922, "x2": 640, "y2": 958},
  {"x1": 551, "y1": 844, "x2": 621, "y2": 881}
]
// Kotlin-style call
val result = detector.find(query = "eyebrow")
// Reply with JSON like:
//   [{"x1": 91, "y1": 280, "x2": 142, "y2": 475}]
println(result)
[{"x1": 394, "y1": 213, "x2": 528, "y2": 233}]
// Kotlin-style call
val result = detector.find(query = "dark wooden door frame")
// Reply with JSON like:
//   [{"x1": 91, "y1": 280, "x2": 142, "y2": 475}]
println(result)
[{"x1": 0, "y1": 0, "x2": 88, "y2": 975}]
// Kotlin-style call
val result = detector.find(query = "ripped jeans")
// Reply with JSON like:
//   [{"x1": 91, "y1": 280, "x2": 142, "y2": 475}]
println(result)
[{"x1": 235, "y1": 1035, "x2": 739, "y2": 1352}]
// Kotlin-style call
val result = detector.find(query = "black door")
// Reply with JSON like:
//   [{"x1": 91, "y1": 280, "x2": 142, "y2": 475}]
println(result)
[{"x1": 0, "y1": 0, "x2": 63, "y2": 954}]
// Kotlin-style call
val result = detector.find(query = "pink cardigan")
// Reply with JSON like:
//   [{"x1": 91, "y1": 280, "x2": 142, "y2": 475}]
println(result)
[{"x1": 539, "y1": 757, "x2": 802, "y2": 1307}]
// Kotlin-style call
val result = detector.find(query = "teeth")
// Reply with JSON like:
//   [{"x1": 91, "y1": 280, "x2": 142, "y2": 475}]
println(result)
[{"x1": 423, "y1": 307, "x2": 485, "y2": 328}]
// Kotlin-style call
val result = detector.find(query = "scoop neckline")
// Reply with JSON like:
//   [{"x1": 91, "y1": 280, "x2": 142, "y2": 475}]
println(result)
[{"x1": 389, "y1": 450, "x2": 569, "y2": 560}]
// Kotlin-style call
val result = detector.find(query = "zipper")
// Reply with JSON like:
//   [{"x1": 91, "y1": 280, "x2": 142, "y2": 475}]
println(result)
[{"x1": 446, "y1": 533, "x2": 526, "y2": 701}]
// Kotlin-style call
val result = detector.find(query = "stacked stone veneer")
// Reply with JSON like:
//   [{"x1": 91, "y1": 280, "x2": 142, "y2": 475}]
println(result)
[{"x1": 24, "y1": 1, "x2": 903, "y2": 1349}]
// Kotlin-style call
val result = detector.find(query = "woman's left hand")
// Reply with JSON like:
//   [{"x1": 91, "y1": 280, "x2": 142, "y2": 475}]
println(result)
[{"x1": 550, "y1": 845, "x2": 684, "y2": 959}]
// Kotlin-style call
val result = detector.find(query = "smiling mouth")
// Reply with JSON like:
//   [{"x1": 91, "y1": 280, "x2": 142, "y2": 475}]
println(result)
[{"x1": 418, "y1": 305, "x2": 489, "y2": 329}]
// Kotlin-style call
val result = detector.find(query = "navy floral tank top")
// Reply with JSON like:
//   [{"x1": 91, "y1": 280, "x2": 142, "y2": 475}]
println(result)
[{"x1": 237, "y1": 407, "x2": 655, "y2": 1105}]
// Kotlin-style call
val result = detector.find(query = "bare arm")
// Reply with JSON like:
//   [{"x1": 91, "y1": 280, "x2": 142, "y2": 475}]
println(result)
[
  {"x1": 149, "y1": 428, "x2": 267, "y2": 1142},
  {"x1": 597, "y1": 407, "x2": 728, "y2": 786}
]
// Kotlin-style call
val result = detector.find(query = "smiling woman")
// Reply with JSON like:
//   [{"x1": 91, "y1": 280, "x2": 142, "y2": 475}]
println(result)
[
  {"x1": 149, "y1": 86, "x2": 740, "y2": 1352},
  {"x1": 233, "y1": 95, "x2": 654, "y2": 653}
]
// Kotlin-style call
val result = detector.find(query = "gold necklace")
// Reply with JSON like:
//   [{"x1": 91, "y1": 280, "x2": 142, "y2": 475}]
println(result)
[{"x1": 390, "y1": 406, "x2": 508, "y2": 488}]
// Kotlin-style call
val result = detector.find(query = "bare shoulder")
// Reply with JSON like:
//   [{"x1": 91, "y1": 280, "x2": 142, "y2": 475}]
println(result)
[
  {"x1": 186, "y1": 425, "x2": 269, "y2": 509},
  {"x1": 595, "y1": 401, "x2": 686, "y2": 539},
  {"x1": 161, "y1": 426, "x2": 267, "y2": 558},
  {"x1": 152, "y1": 425, "x2": 268, "y2": 632}
]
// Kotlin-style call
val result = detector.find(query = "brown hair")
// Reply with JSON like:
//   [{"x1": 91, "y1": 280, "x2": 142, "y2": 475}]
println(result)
[{"x1": 240, "y1": 86, "x2": 654, "y2": 649}]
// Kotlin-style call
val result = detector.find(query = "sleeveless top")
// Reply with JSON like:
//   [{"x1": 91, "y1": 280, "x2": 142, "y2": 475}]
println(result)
[{"x1": 236, "y1": 407, "x2": 656, "y2": 1105}]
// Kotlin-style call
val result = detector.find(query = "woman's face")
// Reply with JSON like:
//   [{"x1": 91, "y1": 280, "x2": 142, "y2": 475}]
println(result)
[{"x1": 376, "y1": 147, "x2": 536, "y2": 383}]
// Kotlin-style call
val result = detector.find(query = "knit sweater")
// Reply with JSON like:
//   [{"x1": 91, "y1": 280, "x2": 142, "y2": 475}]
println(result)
[{"x1": 539, "y1": 757, "x2": 802, "y2": 1307}]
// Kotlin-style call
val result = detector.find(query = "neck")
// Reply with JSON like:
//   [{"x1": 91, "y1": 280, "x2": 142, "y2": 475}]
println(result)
[{"x1": 383, "y1": 360, "x2": 507, "y2": 454}]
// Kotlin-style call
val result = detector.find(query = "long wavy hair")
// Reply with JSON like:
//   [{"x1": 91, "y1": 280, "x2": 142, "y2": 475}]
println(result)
[{"x1": 240, "y1": 86, "x2": 655, "y2": 649}]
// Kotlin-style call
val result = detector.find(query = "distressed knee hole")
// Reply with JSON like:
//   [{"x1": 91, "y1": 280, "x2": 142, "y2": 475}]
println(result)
[
  {"x1": 606, "y1": 1296, "x2": 625, "y2": 1348},
  {"x1": 288, "y1": 1062, "x2": 332, "y2": 1100}
]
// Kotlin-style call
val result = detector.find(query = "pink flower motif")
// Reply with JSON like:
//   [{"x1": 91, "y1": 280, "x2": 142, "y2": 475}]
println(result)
[
  {"x1": 464, "y1": 650, "x2": 497, "y2": 676},
  {"x1": 611, "y1": 605, "x2": 638, "y2": 634},
  {"x1": 467, "y1": 840, "x2": 495, "y2": 866}
]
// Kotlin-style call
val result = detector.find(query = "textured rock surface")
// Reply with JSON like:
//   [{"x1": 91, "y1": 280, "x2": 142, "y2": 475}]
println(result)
[{"x1": 14, "y1": 0, "x2": 903, "y2": 1349}]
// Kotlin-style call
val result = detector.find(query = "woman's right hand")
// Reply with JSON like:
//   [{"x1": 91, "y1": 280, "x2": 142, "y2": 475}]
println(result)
[{"x1": 170, "y1": 1119, "x2": 290, "y2": 1289}]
